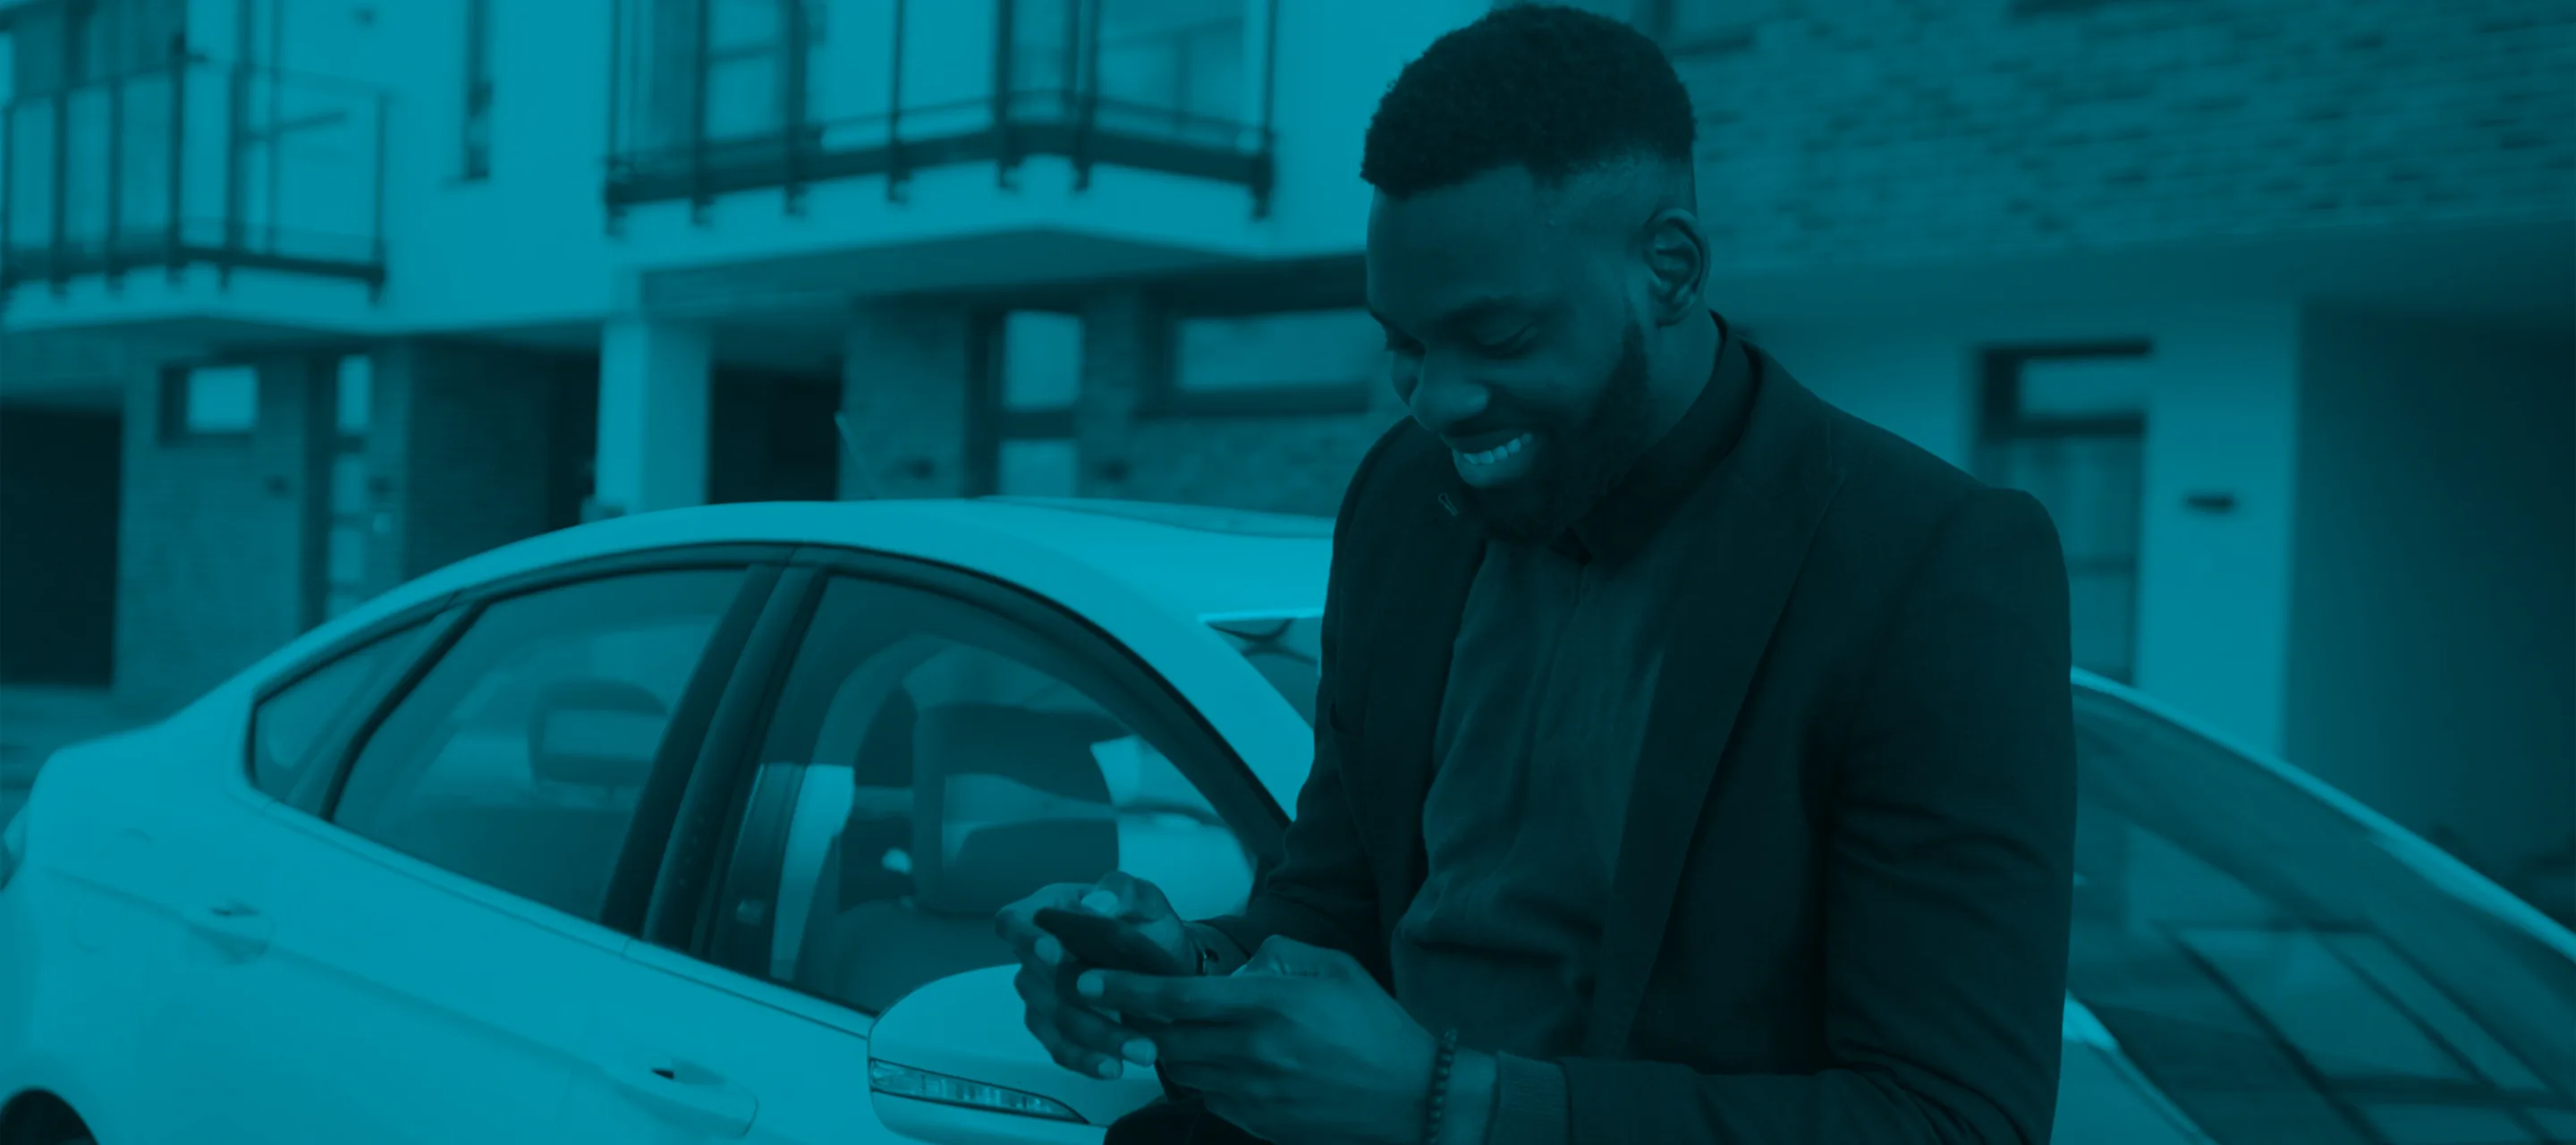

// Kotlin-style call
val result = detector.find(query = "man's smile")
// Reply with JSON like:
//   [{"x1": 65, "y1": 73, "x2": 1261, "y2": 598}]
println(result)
[{"x1": 1450, "y1": 430, "x2": 1540, "y2": 485}]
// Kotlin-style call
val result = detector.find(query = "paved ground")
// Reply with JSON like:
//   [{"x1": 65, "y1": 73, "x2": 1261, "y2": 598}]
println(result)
[{"x1": 0, "y1": 685, "x2": 154, "y2": 826}]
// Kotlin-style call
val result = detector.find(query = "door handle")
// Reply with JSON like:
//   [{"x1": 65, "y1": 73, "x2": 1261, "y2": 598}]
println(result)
[
  {"x1": 182, "y1": 898, "x2": 272, "y2": 961},
  {"x1": 604, "y1": 1054, "x2": 758, "y2": 1138}
]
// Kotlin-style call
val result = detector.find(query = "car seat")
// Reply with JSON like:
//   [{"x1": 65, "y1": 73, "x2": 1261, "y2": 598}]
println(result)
[{"x1": 800, "y1": 702, "x2": 1125, "y2": 1013}]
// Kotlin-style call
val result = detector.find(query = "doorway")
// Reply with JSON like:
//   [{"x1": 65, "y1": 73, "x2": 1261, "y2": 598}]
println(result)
[
  {"x1": 1976, "y1": 342, "x2": 2152, "y2": 684},
  {"x1": 0, "y1": 401, "x2": 122, "y2": 685}
]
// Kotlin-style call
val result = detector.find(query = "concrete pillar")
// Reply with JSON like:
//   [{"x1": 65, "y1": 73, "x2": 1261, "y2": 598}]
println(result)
[
  {"x1": 841, "y1": 303, "x2": 976, "y2": 499},
  {"x1": 1076, "y1": 289, "x2": 1157, "y2": 499},
  {"x1": 597, "y1": 316, "x2": 712, "y2": 515}
]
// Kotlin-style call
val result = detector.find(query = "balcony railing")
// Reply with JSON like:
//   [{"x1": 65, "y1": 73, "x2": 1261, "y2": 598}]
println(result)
[
  {"x1": 1, "y1": 53, "x2": 389, "y2": 295},
  {"x1": 604, "y1": 0, "x2": 1278, "y2": 219}
]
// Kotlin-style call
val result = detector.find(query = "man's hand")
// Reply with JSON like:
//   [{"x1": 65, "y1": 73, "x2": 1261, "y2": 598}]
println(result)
[
  {"x1": 994, "y1": 871, "x2": 1192, "y2": 1080},
  {"x1": 1080, "y1": 937, "x2": 1441, "y2": 1145}
]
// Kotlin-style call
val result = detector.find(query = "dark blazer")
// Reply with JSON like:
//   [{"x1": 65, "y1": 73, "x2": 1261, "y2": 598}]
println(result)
[{"x1": 1204, "y1": 339, "x2": 2080, "y2": 1144}]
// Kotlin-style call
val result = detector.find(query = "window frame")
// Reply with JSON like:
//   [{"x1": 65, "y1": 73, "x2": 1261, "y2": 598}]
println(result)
[
  {"x1": 1152, "y1": 305, "x2": 1383, "y2": 420},
  {"x1": 259, "y1": 544, "x2": 794, "y2": 938},
  {"x1": 461, "y1": 0, "x2": 493, "y2": 180},
  {"x1": 663, "y1": 546, "x2": 1290, "y2": 1009},
  {"x1": 245, "y1": 602, "x2": 458, "y2": 814},
  {"x1": 1975, "y1": 340, "x2": 2151, "y2": 683},
  {"x1": 157, "y1": 361, "x2": 263, "y2": 443}
]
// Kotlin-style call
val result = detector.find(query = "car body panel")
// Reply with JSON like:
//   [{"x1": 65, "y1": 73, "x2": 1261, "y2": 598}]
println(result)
[{"x1": 4, "y1": 498, "x2": 2567, "y2": 1145}]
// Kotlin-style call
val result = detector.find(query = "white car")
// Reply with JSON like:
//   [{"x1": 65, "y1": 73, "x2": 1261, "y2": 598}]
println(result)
[{"x1": 1, "y1": 497, "x2": 2570, "y2": 1145}]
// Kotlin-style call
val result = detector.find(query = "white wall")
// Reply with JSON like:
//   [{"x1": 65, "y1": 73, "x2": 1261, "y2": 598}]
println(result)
[
  {"x1": 2285, "y1": 307, "x2": 2576, "y2": 894},
  {"x1": 1757, "y1": 299, "x2": 2307, "y2": 753},
  {"x1": 3, "y1": 0, "x2": 1483, "y2": 340}
]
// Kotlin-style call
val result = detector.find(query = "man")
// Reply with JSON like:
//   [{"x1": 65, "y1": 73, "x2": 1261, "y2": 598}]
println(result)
[{"x1": 996, "y1": 5, "x2": 2078, "y2": 1143}]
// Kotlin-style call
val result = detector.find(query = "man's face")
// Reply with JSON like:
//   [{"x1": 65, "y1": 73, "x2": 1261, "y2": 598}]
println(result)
[{"x1": 1366, "y1": 165, "x2": 1661, "y2": 544}]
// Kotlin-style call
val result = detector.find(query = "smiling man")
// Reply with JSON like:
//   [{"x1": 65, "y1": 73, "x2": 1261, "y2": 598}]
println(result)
[{"x1": 996, "y1": 5, "x2": 2080, "y2": 1144}]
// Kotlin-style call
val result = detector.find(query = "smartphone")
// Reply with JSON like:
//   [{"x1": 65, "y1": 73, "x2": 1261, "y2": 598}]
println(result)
[{"x1": 1033, "y1": 907, "x2": 1193, "y2": 978}]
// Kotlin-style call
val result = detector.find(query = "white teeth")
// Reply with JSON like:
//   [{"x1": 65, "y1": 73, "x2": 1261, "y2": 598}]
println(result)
[{"x1": 1462, "y1": 434, "x2": 1531, "y2": 466}]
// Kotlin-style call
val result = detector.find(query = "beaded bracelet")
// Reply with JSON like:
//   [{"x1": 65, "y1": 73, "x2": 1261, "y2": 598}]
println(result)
[{"x1": 1421, "y1": 1027, "x2": 1461, "y2": 1145}]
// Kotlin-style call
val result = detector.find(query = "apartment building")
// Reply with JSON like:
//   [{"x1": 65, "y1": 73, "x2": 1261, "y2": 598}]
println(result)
[{"x1": 1, "y1": 0, "x2": 2571, "y2": 909}]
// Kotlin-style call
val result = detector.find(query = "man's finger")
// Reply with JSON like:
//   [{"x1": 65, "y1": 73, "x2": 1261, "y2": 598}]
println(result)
[
  {"x1": 1142, "y1": 1021, "x2": 1259, "y2": 1069},
  {"x1": 995, "y1": 883, "x2": 1089, "y2": 946},
  {"x1": 1080, "y1": 968, "x2": 1275, "y2": 1023}
]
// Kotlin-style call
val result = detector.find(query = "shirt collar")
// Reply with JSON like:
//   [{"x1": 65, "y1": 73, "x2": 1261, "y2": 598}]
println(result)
[{"x1": 1454, "y1": 310, "x2": 1751, "y2": 565}]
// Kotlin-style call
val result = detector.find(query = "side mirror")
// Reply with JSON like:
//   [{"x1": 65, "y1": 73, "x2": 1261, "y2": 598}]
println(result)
[{"x1": 868, "y1": 965, "x2": 1165, "y2": 1140}]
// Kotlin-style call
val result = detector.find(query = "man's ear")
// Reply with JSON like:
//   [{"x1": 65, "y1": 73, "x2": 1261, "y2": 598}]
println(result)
[{"x1": 1640, "y1": 207, "x2": 1710, "y2": 327}]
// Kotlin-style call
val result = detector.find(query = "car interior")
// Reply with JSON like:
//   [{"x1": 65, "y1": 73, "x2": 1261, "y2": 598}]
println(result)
[
  {"x1": 773, "y1": 634, "x2": 1252, "y2": 1014},
  {"x1": 371, "y1": 676, "x2": 665, "y2": 920}
]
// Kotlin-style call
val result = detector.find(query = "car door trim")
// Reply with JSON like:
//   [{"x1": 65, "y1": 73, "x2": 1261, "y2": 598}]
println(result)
[
  {"x1": 595, "y1": 562, "x2": 795, "y2": 937},
  {"x1": 638, "y1": 565, "x2": 824, "y2": 949}
]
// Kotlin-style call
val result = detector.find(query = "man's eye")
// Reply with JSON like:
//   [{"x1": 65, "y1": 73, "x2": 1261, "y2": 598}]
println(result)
[{"x1": 1477, "y1": 331, "x2": 1534, "y2": 357}]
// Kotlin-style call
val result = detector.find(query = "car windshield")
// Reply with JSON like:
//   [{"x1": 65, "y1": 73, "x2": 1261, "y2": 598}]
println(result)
[
  {"x1": 1211, "y1": 623, "x2": 2576, "y2": 1144},
  {"x1": 2068, "y1": 686, "x2": 2576, "y2": 1144}
]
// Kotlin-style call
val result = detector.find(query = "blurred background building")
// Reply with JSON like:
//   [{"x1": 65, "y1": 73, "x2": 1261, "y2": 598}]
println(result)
[{"x1": 0, "y1": 0, "x2": 2569, "y2": 917}]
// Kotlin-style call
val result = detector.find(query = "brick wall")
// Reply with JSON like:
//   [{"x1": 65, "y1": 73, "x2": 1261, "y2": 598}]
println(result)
[
  {"x1": 1650, "y1": 0, "x2": 2576, "y2": 269},
  {"x1": 370, "y1": 341, "x2": 575, "y2": 585},
  {"x1": 1123, "y1": 412, "x2": 1401, "y2": 516},
  {"x1": 842, "y1": 305, "x2": 979, "y2": 499},
  {"x1": 113, "y1": 358, "x2": 326, "y2": 712}
]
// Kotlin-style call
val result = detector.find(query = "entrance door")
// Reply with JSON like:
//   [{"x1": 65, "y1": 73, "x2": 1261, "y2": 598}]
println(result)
[
  {"x1": 0, "y1": 403, "x2": 122, "y2": 686},
  {"x1": 1977, "y1": 343, "x2": 2152, "y2": 684}
]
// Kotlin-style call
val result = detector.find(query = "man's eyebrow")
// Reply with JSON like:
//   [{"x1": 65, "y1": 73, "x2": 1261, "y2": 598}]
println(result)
[{"x1": 1370, "y1": 296, "x2": 1535, "y2": 335}]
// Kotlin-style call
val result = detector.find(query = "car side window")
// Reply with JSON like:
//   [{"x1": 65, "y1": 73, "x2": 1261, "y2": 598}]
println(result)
[
  {"x1": 716, "y1": 574, "x2": 1255, "y2": 1014},
  {"x1": 328, "y1": 569, "x2": 748, "y2": 923},
  {"x1": 250, "y1": 623, "x2": 427, "y2": 802}
]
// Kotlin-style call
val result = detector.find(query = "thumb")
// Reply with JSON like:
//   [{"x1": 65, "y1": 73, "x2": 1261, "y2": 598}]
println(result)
[
  {"x1": 1089, "y1": 870, "x2": 1174, "y2": 922},
  {"x1": 1241, "y1": 937, "x2": 1352, "y2": 979}
]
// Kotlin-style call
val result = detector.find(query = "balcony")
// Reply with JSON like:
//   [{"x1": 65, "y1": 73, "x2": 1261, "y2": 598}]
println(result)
[
  {"x1": 1, "y1": 55, "x2": 389, "y2": 296},
  {"x1": 604, "y1": 0, "x2": 1277, "y2": 218}
]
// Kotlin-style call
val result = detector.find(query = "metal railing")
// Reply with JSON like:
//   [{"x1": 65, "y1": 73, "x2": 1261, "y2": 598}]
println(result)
[
  {"x1": 0, "y1": 52, "x2": 389, "y2": 293},
  {"x1": 603, "y1": 0, "x2": 1276, "y2": 218}
]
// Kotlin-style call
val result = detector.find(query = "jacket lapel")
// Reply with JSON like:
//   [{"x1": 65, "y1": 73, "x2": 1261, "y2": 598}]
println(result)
[
  {"x1": 1349, "y1": 463, "x2": 1487, "y2": 904},
  {"x1": 1580, "y1": 353, "x2": 1846, "y2": 1059}
]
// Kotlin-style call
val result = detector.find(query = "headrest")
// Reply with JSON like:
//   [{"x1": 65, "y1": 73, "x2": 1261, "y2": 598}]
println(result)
[
  {"x1": 527, "y1": 679, "x2": 668, "y2": 787},
  {"x1": 909, "y1": 703, "x2": 1123, "y2": 917}
]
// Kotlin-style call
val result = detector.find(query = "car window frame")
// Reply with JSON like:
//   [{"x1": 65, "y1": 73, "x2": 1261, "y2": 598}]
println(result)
[
  {"x1": 648, "y1": 545, "x2": 1291, "y2": 1011},
  {"x1": 274, "y1": 544, "x2": 796, "y2": 938},
  {"x1": 245, "y1": 605, "x2": 458, "y2": 814}
]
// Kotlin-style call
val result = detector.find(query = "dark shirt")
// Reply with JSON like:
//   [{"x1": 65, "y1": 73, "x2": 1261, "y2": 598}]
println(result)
[{"x1": 1388, "y1": 314, "x2": 1756, "y2": 1142}]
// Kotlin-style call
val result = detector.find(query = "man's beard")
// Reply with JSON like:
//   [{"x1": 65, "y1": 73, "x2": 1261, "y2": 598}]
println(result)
[{"x1": 1467, "y1": 318, "x2": 1660, "y2": 548}]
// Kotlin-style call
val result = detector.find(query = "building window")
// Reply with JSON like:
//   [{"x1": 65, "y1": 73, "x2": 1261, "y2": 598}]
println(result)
[
  {"x1": 1161, "y1": 308, "x2": 1381, "y2": 416},
  {"x1": 462, "y1": 0, "x2": 494, "y2": 179},
  {"x1": 987, "y1": 310, "x2": 1081, "y2": 497},
  {"x1": 1976, "y1": 343, "x2": 2152, "y2": 684},
  {"x1": 322, "y1": 354, "x2": 375, "y2": 621},
  {"x1": 161, "y1": 364, "x2": 260, "y2": 440}
]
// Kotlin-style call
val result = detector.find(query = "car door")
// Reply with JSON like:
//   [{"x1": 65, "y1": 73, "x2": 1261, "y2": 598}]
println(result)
[
  {"x1": 548, "y1": 555, "x2": 1284, "y2": 1143},
  {"x1": 146, "y1": 554, "x2": 784, "y2": 1145}
]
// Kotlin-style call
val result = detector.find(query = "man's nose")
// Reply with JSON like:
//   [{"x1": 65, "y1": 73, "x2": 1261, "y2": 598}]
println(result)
[{"x1": 1405, "y1": 367, "x2": 1490, "y2": 435}]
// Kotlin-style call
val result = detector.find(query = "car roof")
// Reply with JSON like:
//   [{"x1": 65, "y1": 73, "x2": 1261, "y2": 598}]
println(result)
[{"x1": 361, "y1": 496, "x2": 1332, "y2": 626}]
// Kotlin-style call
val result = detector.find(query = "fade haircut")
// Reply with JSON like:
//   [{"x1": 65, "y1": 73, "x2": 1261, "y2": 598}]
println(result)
[{"x1": 1360, "y1": 4, "x2": 1698, "y2": 199}]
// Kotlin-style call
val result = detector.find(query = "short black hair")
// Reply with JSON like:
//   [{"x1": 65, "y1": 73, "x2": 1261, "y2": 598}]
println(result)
[{"x1": 1360, "y1": 4, "x2": 1698, "y2": 199}]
